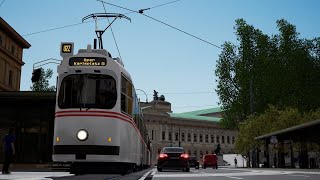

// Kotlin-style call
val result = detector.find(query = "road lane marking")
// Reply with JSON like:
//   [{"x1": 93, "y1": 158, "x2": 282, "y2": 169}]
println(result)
[
  {"x1": 288, "y1": 174, "x2": 310, "y2": 177},
  {"x1": 227, "y1": 177, "x2": 243, "y2": 179},
  {"x1": 151, "y1": 170, "x2": 156, "y2": 176},
  {"x1": 138, "y1": 169, "x2": 154, "y2": 180}
]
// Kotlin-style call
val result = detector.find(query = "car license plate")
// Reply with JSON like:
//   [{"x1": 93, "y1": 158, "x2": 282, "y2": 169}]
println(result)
[{"x1": 171, "y1": 157, "x2": 179, "y2": 159}]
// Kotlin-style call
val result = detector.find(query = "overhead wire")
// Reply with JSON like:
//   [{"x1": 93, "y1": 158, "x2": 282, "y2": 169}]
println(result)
[
  {"x1": 22, "y1": 21, "x2": 93, "y2": 37},
  {"x1": 136, "y1": 91, "x2": 218, "y2": 108},
  {"x1": 148, "y1": 0, "x2": 182, "y2": 10},
  {"x1": 0, "y1": 0, "x2": 6, "y2": 7},
  {"x1": 21, "y1": 0, "x2": 180, "y2": 37},
  {"x1": 97, "y1": 0, "x2": 223, "y2": 49},
  {"x1": 137, "y1": 91, "x2": 215, "y2": 96},
  {"x1": 101, "y1": 0, "x2": 123, "y2": 61}
]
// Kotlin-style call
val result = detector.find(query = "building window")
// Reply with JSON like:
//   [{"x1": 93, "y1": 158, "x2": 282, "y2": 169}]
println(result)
[
  {"x1": 232, "y1": 136, "x2": 235, "y2": 144},
  {"x1": 175, "y1": 132, "x2": 179, "y2": 141},
  {"x1": 11, "y1": 45, "x2": 15, "y2": 55},
  {"x1": 193, "y1": 133, "x2": 197, "y2": 142},
  {"x1": 211, "y1": 135, "x2": 214, "y2": 143},
  {"x1": 227, "y1": 136, "x2": 230, "y2": 144},
  {"x1": 199, "y1": 134, "x2": 203, "y2": 142},
  {"x1": 152, "y1": 130, "x2": 154, "y2": 140},
  {"x1": 222, "y1": 136, "x2": 225, "y2": 144},
  {"x1": 205, "y1": 134, "x2": 208, "y2": 143},
  {"x1": 169, "y1": 132, "x2": 172, "y2": 141},
  {"x1": 8, "y1": 70, "x2": 13, "y2": 87},
  {"x1": 162, "y1": 131, "x2": 165, "y2": 140},
  {"x1": 181, "y1": 133, "x2": 185, "y2": 142},
  {"x1": 187, "y1": 133, "x2": 191, "y2": 142},
  {"x1": 216, "y1": 135, "x2": 220, "y2": 143},
  {"x1": 0, "y1": 35, "x2": 2, "y2": 46}
]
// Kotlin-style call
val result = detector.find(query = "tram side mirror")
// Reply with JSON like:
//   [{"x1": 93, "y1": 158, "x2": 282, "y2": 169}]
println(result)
[{"x1": 31, "y1": 68, "x2": 42, "y2": 82}]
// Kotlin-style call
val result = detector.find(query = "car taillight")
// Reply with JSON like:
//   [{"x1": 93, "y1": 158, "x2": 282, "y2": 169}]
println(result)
[
  {"x1": 159, "y1": 153, "x2": 168, "y2": 158},
  {"x1": 180, "y1": 154, "x2": 189, "y2": 158}
]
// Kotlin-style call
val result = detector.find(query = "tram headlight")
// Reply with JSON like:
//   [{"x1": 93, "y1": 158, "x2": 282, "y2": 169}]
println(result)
[{"x1": 77, "y1": 129, "x2": 88, "y2": 141}]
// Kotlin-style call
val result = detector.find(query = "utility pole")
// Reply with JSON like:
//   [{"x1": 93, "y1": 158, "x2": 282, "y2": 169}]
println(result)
[{"x1": 249, "y1": 55, "x2": 256, "y2": 168}]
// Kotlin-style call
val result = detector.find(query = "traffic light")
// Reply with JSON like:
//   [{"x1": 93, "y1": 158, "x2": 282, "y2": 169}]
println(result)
[{"x1": 31, "y1": 68, "x2": 42, "y2": 82}]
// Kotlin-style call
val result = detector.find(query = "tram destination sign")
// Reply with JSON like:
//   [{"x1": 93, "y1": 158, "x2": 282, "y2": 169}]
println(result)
[{"x1": 69, "y1": 57, "x2": 107, "y2": 66}]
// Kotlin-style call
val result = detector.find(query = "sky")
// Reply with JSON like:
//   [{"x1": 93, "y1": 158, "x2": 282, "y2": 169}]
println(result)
[{"x1": 1, "y1": 0, "x2": 320, "y2": 113}]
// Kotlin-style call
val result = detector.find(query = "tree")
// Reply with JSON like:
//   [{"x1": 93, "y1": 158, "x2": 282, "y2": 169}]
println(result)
[
  {"x1": 235, "y1": 106, "x2": 320, "y2": 154},
  {"x1": 30, "y1": 68, "x2": 55, "y2": 91},
  {"x1": 215, "y1": 19, "x2": 320, "y2": 129}
]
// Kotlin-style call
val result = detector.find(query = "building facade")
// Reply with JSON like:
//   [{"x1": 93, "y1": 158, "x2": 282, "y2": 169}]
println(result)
[
  {"x1": 0, "y1": 17, "x2": 31, "y2": 91},
  {"x1": 141, "y1": 100, "x2": 238, "y2": 164},
  {"x1": 0, "y1": 91, "x2": 56, "y2": 163}
]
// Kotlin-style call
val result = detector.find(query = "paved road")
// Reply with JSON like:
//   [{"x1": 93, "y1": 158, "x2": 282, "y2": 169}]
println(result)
[
  {"x1": 1, "y1": 168, "x2": 320, "y2": 180},
  {"x1": 140, "y1": 167, "x2": 320, "y2": 180}
]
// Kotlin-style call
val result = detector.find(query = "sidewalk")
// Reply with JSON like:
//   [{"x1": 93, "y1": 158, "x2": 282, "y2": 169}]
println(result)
[
  {"x1": 0, "y1": 163, "x2": 62, "y2": 172},
  {"x1": 229, "y1": 167, "x2": 320, "y2": 172}
]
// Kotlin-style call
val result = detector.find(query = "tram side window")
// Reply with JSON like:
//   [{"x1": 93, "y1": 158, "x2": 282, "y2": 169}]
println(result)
[{"x1": 121, "y1": 75, "x2": 133, "y2": 116}]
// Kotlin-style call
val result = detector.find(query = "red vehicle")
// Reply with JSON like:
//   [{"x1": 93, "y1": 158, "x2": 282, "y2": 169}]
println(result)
[{"x1": 202, "y1": 154, "x2": 218, "y2": 169}]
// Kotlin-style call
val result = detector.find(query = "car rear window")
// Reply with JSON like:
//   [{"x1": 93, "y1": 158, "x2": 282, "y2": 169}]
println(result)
[{"x1": 163, "y1": 147, "x2": 184, "y2": 153}]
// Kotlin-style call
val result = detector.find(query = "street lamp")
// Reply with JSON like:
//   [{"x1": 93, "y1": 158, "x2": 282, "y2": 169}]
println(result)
[
  {"x1": 32, "y1": 58, "x2": 61, "y2": 82},
  {"x1": 136, "y1": 89, "x2": 148, "y2": 103},
  {"x1": 33, "y1": 58, "x2": 61, "y2": 70}
]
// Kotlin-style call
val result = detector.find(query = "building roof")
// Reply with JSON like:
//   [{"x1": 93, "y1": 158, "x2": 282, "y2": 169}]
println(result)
[
  {"x1": 169, "y1": 107, "x2": 223, "y2": 123},
  {"x1": 0, "y1": 17, "x2": 31, "y2": 48},
  {"x1": 178, "y1": 107, "x2": 223, "y2": 116},
  {"x1": 255, "y1": 119, "x2": 320, "y2": 144},
  {"x1": 0, "y1": 91, "x2": 56, "y2": 100}
]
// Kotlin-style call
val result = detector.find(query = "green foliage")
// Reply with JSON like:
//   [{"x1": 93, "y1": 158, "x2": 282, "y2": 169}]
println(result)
[
  {"x1": 235, "y1": 106, "x2": 320, "y2": 154},
  {"x1": 30, "y1": 68, "x2": 55, "y2": 91},
  {"x1": 215, "y1": 19, "x2": 320, "y2": 129}
]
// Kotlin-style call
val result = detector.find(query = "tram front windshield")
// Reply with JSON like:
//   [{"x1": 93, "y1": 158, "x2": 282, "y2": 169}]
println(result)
[{"x1": 58, "y1": 74, "x2": 117, "y2": 109}]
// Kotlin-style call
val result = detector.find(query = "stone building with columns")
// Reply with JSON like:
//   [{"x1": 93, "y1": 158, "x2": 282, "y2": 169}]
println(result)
[{"x1": 140, "y1": 99, "x2": 238, "y2": 164}]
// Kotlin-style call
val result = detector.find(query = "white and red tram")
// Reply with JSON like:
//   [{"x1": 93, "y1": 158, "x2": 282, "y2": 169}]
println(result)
[{"x1": 52, "y1": 42, "x2": 151, "y2": 174}]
